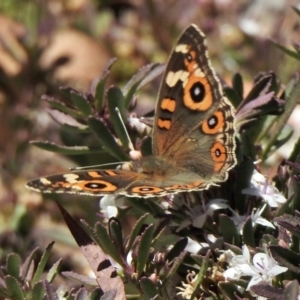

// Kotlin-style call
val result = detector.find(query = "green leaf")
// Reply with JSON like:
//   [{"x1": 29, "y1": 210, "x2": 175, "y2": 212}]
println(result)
[
  {"x1": 122, "y1": 63, "x2": 163, "y2": 107},
  {"x1": 6, "y1": 254, "x2": 21, "y2": 279},
  {"x1": 219, "y1": 282, "x2": 243, "y2": 300},
  {"x1": 137, "y1": 224, "x2": 155, "y2": 277},
  {"x1": 289, "y1": 136, "x2": 300, "y2": 162},
  {"x1": 88, "y1": 116, "x2": 129, "y2": 161},
  {"x1": 90, "y1": 288, "x2": 105, "y2": 300},
  {"x1": 232, "y1": 73, "x2": 244, "y2": 102},
  {"x1": 165, "y1": 238, "x2": 188, "y2": 262},
  {"x1": 94, "y1": 222, "x2": 124, "y2": 267},
  {"x1": 125, "y1": 213, "x2": 150, "y2": 254},
  {"x1": 31, "y1": 281, "x2": 45, "y2": 300},
  {"x1": 140, "y1": 136, "x2": 152, "y2": 157},
  {"x1": 43, "y1": 95, "x2": 84, "y2": 119},
  {"x1": 106, "y1": 86, "x2": 130, "y2": 148},
  {"x1": 70, "y1": 91, "x2": 93, "y2": 116},
  {"x1": 243, "y1": 217, "x2": 255, "y2": 247},
  {"x1": 163, "y1": 251, "x2": 187, "y2": 283},
  {"x1": 271, "y1": 41, "x2": 300, "y2": 60},
  {"x1": 95, "y1": 58, "x2": 117, "y2": 112},
  {"x1": 5, "y1": 275, "x2": 24, "y2": 300},
  {"x1": 261, "y1": 76, "x2": 300, "y2": 161},
  {"x1": 224, "y1": 86, "x2": 240, "y2": 109},
  {"x1": 108, "y1": 218, "x2": 125, "y2": 256},
  {"x1": 30, "y1": 141, "x2": 105, "y2": 155},
  {"x1": 139, "y1": 277, "x2": 160, "y2": 300},
  {"x1": 46, "y1": 259, "x2": 62, "y2": 283},
  {"x1": 0, "y1": 287, "x2": 10, "y2": 298},
  {"x1": 190, "y1": 252, "x2": 211, "y2": 300},
  {"x1": 32, "y1": 242, "x2": 55, "y2": 284},
  {"x1": 62, "y1": 271, "x2": 98, "y2": 286},
  {"x1": 269, "y1": 245, "x2": 300, "y2": 274},
  {"x1": 20, "y1": 247, "x2": 39, "y2": 281},
  {"x1": 219, "y1": 214, "x2": 240, "y2": 246}
]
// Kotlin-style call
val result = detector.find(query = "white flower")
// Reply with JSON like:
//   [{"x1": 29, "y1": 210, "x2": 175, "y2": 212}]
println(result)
[
  {"x1": 229, "y1": 204, "x2": 274, "y2": 235},
  {"x1": 185, "y1": 237, "x2": 208, "y2": 254},
  {"x1": 242, "y1": 170, "x2": 287, "y2": 207},
  {"x1": 177, "y1": 199, "x2": 229, "y2": 231},
  {"x1": 230, "y1": 209, "x2": 247, "y2": 234},
  {"x1": 250, "y1": 204, "x2": 275, "y2": 229},
  {"x1": 99, "y1": 194, "x2": 125, "y2": 219},
  {"x1": 224, "y1": 245, "x2": 288, "y2": 290}
]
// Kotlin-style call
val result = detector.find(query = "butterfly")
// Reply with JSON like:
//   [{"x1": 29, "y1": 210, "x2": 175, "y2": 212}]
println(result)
[{"x1": 26, "y1": 24, "x2": 237, "y2": 198}]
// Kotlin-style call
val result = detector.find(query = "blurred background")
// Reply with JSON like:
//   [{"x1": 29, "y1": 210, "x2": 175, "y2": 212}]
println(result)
[{"x1": 0, "y1": 0, "x2": 299, "y2": 289}]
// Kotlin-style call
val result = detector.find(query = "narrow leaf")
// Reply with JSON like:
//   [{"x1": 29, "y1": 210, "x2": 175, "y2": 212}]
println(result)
[
  {"x1": 269, "y1": 245, "x2": 300, "y2": 274},
  {"x1": 5, "y1": 275, "x2": 24, "y2": 300},
  {"x1": 6, "y1": 254, "x2": 21, "y2": 279},
  {"x1": 30, "y1": 141, "x2": 104, "y2": 155},
  {"x1": 219, "y1": 214, "x2": 240, "y2": 245},
  {"x1": 32, "y1": 242, "x2": 55, "y2": 284},
  {"x1": 243, "y1": 217, "x2": 255, "y2": 247},
  {"x1": 94, "y1": 222, "x2": 124, "y2": 267},
  {"x1": 46, "y1": 259, "x2": 62, "y2": 283},
  {"x1": 232, "y1": 73, "x2": 244, "y2": 101},
  {"x1": 140, "y1": 277, "x2": 160, "y2": 300},
  {"x1": 122, "y1": 63, "x2": 162, "y2": 107},
  {"x1": 88, "y1": 116, "x2": 129, "y2": 161},
  {"x1": 125, "y1": 213, "x2": 150, "y2": 254},
  {"x1": 89, "y1": 288, "x2": 104, "y2": 300},
  {"x1": 271, "y1": 41, "x2": 300, "y2": 60},
  {"x1": 62, "y1": 271, "x2": 98, "y2": 286},
  {"x1": 106, "y1": 86, "x2": 130, "y2": 148},
  {"x1": 43, "y1": 96, "x2": 84, "y2": 119},
  {"x1": 108, "y1": 218, "x2": 125, "y2": 257},
  {"x1": 70, "y1": 91, "x2": 93, "y2": 116},
  {"x1": 137, "y1": 224, "x2": 155, "y2": 277},
  {"x1": 31, "y1": 281, "x2": 45, "y2": 300},
  {"x1": 94, "y1": 57, "x2": 117, "y2": 112},
  {"x1": 165, "y1": 238, "x2": 188, "y2": 262}
]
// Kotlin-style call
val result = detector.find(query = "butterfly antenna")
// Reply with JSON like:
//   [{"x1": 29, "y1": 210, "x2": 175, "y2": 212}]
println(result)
[
  {"x1": 70, "y1": 161, "x2": 129, "y2": 170},
  {"x1": 115, "y1": 107, "x2": 135, "y2": 151}
]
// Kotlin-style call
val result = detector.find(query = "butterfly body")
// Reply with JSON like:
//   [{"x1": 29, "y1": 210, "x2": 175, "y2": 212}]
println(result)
[{"x1": 27, "y1": 24, "x2": 237, "y2": 198}]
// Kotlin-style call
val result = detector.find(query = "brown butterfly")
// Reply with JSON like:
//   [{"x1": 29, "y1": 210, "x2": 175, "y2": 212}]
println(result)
[{"x1": 27, "y1": 24, "x2": 237, "y2": 198}]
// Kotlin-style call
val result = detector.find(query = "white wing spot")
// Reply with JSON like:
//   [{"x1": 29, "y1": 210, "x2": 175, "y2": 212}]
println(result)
[
  {"x1": 40, "y1": 177, "x2": 51, "y2": 185},
  {"x1": 166, "y1": 70, "x2": 189, "y2": 87},
  {"x1": 63, "y1": 173, "x2": 80, "y2": 183},
  {"x1": 175, "y1": 44, "x2": 189, "y2": 53},
  {"x1": 194, "y1": 68, "x2": 205, "y2": 77}
]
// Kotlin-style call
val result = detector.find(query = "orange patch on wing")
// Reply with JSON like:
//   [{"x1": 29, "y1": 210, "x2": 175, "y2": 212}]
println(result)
[
  {"x1": 104, "y1": 170, "x2": 118, "y2": 176},
  {"x1": 210, "y1": 142, "x2": 227, "y2": 171},
  {"x1": 202, "y1": 111, "x2": 225, "y2": 134},
  {"x1": 157, "y1": 119, "x2": 171, "y2": 130},
  {"x1": 87, "y1": 171, "x2": 102, "y2": 178},
  {"x1": 183, "y1": 76, "x2": 212, "y2": 111},
  {"x1": 161, "y1": 98, "x2": 176, "y2": 112},
  {"x1": 52, "y1": 181, "x2": 72, "y2": 188},
  {"x1": 131, "y1": 186, "x2": 164, "y2": 194},
  {"x1": 184, "y1": 50, "x2": 197, "y2": 73},
  {"x1": 76, "y1": 180, "x2": 118, "y2": 192}
]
